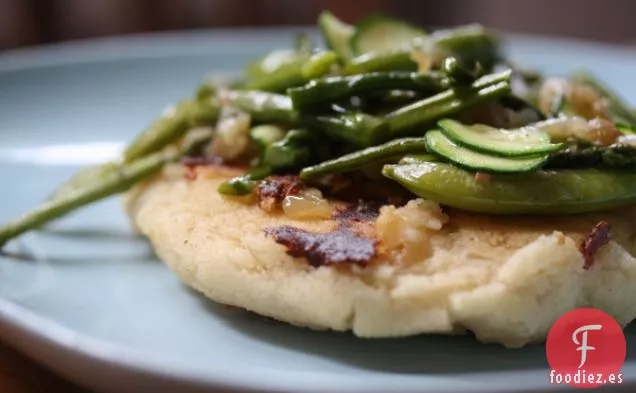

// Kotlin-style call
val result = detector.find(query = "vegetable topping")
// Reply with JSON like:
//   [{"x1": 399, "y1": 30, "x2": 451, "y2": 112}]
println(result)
[{"x1": 2, "y1": 10, "x2": 636, "y2": 251}]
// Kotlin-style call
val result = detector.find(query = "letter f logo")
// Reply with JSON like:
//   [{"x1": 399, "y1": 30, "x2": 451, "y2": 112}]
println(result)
[{"x1": 573, "y1": 324, "x2": 602, "y2": 368}]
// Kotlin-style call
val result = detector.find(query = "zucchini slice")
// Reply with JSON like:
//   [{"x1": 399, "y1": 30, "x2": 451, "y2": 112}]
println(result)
[
  {"x1": 318, "y1": 11, "x2": 355, "y2": 63},
  {"x1": 437, "y1": 119, "x2": 562, "y2": 157},
  {"x1": 425, "y1": 130, "x2": 548, "y2": 173},
  {"x1": 351, "y1": 14, "x2": 427, "y2": 55}
]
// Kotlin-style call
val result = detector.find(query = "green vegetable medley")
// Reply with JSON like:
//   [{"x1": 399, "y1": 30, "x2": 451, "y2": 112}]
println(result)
[{"x1": 2, "y1": 11, "x2": 636, "y2": 247}]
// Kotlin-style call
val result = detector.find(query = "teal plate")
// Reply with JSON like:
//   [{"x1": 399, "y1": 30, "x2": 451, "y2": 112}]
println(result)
[{"x1": 0, "y1": 28, "x2": 635, "y2": 393}]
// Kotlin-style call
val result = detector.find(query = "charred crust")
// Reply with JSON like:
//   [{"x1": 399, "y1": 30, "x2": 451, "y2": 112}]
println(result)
[
  {"x1": 580, "y1": 221, "x2": 611, "y2": 269},
  {"x1": 256, "y1": 175, "x2": 304, "y2": 212},
  {"x1": 264, "y1": 225, "x2": 377, "y2": 267}
]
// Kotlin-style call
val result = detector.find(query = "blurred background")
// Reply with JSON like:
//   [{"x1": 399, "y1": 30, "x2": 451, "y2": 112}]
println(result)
[{"x1": 2, "y1": 0, "x2": 636, "y2": 50}]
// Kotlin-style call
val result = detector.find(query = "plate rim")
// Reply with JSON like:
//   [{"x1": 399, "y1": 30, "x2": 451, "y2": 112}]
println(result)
[{"x1": 1, "y1": 27, "x2": 636, "y2": 393}]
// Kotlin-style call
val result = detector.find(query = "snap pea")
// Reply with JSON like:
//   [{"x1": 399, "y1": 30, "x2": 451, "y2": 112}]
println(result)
[
  {"x1": 346, "y1": 24, "x2": 500, "y2": 74},
  {"x1": 308, "y1": 112, "x2": 388, "y2": 147},
  {"x1": 122, "y1": 96, "x2": 219, "y2": 163},
  {"x1": 300, "y1": 137, "x2": 428, "y2": 179},
  {"x1": 571, "y1": 71, "x2": 636, "y2": 127},
  {"x1": 383, "y1": 69, "x2": 512, "y2": 136},
  {"x1": 224, "y1": 90, "x2": 299, "y2": 124},
  {"x1": 287, "y1": 71, "x2": 445, "y2": 110},
  {"x1": 382, "y1": 161, "x2": 636, "y2": 214},
  {"x1": 0, "y1": 131, "x2": 213, "y2": 248}
]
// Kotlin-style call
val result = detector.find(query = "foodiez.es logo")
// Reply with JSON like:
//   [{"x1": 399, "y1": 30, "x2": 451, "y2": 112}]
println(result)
[{"x1": 546, "y1": 308, "x2": 626, "y2": 388}]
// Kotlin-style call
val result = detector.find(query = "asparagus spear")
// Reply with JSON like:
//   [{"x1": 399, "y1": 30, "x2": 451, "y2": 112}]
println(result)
[
  {"x1": 300, "y1": 137, "x2": 428, "y2": 179},
  {"x1": 287, "y1": 71, "x2": 445, "y2": 110},
  {"x1": 383, "y1": 69, "x2": 512, "y2": 135}
]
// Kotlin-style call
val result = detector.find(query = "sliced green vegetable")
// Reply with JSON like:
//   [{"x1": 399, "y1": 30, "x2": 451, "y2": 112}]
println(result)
[
  {"x1": 318, "y1": 11, "x2": 355, "y2": 63},
  {"x1": 437, "y1": 119, "x2": 562, "y2": 157},
  {"x1": 288, "y1": 71, "x2": 444, "y2": 110},
  {"x1": 300, "y1": 137, "x2": 428, "y2": 179},
  {"x1": 351, "y1": 14, "x2": 427, "y2": 55},
  {"x1": 383, "y1": 161, "x2": 636, "y2": 214},
  {"x1": 425, "y1": 130, "x2": 548, "y2": 173}
]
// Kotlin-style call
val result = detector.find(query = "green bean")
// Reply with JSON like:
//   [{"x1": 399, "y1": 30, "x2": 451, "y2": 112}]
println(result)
[
  {"x1": 384, "y1": 69, "x2": 512, "y2": 136},
  {"x1": 225, "y1": 90, "x2": 299, "y2": 124},
  {"x1": 217, "y1": 166, "x2": 273, "y2": 196},
  {"x1": 122, "y1": 97, "x2": 219, "y2": 163},
  {"x1": 346, "y1": 24, "x2": 500, "y2": 74},
  {"x1": 383, "y1": 161, "x2": 636, "y2": 215},
  {"x1": 300, "y1": 137, "x2": 428, "y2": 179},
  {"x1": 571, "y1": 71, "x2": 636, "y2": 127},
  {"x1": 308, "y1": 112, "x2": 388, "y2": 147},
  {"x1": 287, "y1": 71, "x2": 445, "y2": 110}
]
